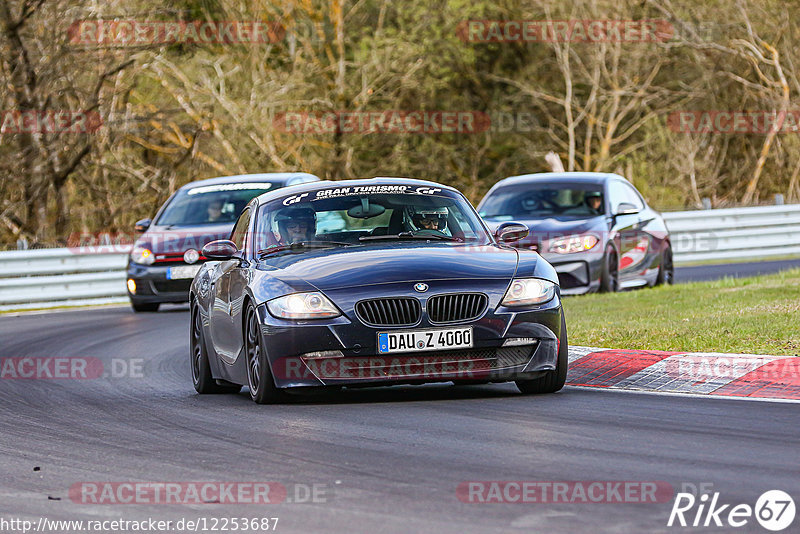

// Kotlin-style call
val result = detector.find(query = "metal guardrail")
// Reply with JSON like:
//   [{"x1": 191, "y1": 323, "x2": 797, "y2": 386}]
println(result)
[
  {"x1": 0, "y1": 248, "x2": 130, "y2": 311},
  {"x1": 0, "y1": 204, "x2": 799, "y2": 310},
  {"x1": 662, "y1": 204, "x2": 800, "y2": 264}
]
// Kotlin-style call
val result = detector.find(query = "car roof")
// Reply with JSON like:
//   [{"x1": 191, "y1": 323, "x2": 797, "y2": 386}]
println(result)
[
  {"x1": 178, "y1": 172, "x2": 320, "y2": 190},
  {"x1": 492, "y1": 172, "x2": 627, "y2": 187},
  {"x1": 253, "y1": 177, "x2": 460, "y2": 205}
]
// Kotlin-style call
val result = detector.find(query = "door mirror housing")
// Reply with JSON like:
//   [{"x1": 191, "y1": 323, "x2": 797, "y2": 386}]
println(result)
[
  {"x1": 202, "y1": 240, "x2": 239, "y2": 260},
  {"x1": 134, "y1": 218, "x2": 152, "y2": 233},
  {"x1": 614, "y1": 203, "x2": 640, "y2": 216},
  {"x1": 495, "y1": 222, "x2": 529, "y2": 243}
]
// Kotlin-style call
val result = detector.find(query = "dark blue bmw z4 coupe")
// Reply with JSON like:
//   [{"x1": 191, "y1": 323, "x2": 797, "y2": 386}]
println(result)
[{"x1": 189, "y1": 178, "x2": 567, "y2": 403}]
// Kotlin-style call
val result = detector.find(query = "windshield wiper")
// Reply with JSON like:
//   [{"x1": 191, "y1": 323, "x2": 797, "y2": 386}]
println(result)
[
  {"x1": 257, "y1": 241, "x2": 353, "y2": 257},
  {"x1": 359, "y1": 232, "x2": 463, "y2": 242}
]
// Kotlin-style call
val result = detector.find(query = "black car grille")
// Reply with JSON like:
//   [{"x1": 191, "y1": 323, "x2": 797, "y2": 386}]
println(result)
[
  {"x1": 494, "y1": 344, "x2": 538, "y2": 368},
  {"x1": 356, "y1": 298, "x2": 421, "y2": 326},
  {"x1": 153, "y1": 280, "x2": 192, "y2": 294},
  {"x1": 427, "y1": 293, "x2": 488, "y2": 324},
  {"x1": 328, "y1": 345, "x2": 536, "y2": 379}
]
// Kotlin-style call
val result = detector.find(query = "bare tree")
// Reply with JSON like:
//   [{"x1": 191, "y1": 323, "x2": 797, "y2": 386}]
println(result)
[{"x1": 0, "y1": 0, "x2": 134, "y2": 243}]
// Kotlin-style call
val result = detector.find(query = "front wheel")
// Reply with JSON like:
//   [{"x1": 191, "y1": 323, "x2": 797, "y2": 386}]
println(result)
[
  {"x1": 515, "y1": 310, "x2": 568, "y2": 394},
  {"x1": 599, "y1": 245, "x2": 619, "y2": 293},
  {"x1": 244, "y1": 303, "x2": 287, "y2": 404},
  {"x1": 191, "y1": 304, "x2": 241, "y2": 394},
  {"x1": 656, "y1": 244, "x2": 674, "y2": 286}
]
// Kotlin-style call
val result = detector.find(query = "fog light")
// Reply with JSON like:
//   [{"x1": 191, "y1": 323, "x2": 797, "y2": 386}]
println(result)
[
  {"x1": 301, "y1": 350, "x2": 344, "y2": 360},
  {"x1": 502, "y1": 338, "x2": 538, "y2": 347},
  {"x1": 127, "y1": 279, "x2": 136, "y2": 294}
]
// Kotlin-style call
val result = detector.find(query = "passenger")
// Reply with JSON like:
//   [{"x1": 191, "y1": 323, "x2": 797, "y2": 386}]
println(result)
[{"x1": 276, "y1": 207, "x2": 317, "y2": 243}]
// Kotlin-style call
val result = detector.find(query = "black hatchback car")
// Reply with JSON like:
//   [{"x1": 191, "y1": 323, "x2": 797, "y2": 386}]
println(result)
[
  {"x1": 477, "y1": 172, "x2": 673, "y2": 294},
  {"x1": 126, "y1": 172, "x2": 320, "y2": 312}
]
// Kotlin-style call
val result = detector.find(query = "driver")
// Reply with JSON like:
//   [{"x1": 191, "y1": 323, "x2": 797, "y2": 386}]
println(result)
[
  {"x1": 276, "y1": 207, "x2": 317, "y2": 243},
  {"x1": 585, "y1": 191, "x2": 603, "y2": 214},
  {"x1": 407, "y1": 206, "x2": 449, "y2": 232},
  {"x1": 207, "y1": 199, "x2": 224, "y2": 222}
]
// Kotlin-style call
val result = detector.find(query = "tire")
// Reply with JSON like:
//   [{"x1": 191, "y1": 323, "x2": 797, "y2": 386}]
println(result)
[
  {"x1": 131, "y1": 301, "x2": 159, "y2": 312},
  {"x1": 656, "y1": 243, "x2": 674, "y2": 286},
  {"x1": 599, "y1": 244, "x2": 619, "y2": 293},
  {"x1": 515, "y1": 310, "x2": 568, "y2": 394},
  {"x1": 191, "y1": 304, "x2": 241, "y2": 394},
  {"x1": 244, "y1": 302, "x2": 286, "y2": 404}
]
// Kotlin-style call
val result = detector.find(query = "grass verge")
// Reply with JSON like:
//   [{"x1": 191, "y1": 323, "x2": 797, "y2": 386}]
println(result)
[{"x1": 562, "y1": 268, "x2": 800, "y2": 356}]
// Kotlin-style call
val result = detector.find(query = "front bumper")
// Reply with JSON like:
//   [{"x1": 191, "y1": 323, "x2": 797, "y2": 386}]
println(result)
[
  {"x1": 251, "y1": 279, "x2": 563, "y2": 389},
  {"x1": 538, "y1": 251, "x2": 604, "y2": 295},
  {"x1": 126, "y1": 262, "x2": 198, "y2": 304}
]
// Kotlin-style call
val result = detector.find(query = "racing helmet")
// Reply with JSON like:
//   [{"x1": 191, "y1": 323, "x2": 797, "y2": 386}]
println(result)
[
  {"x1": 276, "y1": 206, "x2": 317, "y2": 241},
  {"x1": 406, "y1": 205, "x2": 448, "y2": 232},
  {"x1": 585, "y1": 191, "x2": 603, "y2": 207}
]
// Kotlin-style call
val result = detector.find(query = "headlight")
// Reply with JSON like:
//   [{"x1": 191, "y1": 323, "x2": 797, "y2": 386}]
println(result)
[
  {"x1": 130, "y1": 246, "x2": 155, "y2": 265},
  {"x1": 549, "y1": 234, "x2": 599, "y2": 254},
  {"x1": 267, "y1": 292, "x2": 341, "y2": 320},
  {"x1": 500, "y1": 279, "x2": 556, "y2": 307}
]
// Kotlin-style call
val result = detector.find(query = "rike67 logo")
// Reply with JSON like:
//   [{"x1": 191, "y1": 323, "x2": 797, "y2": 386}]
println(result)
[{"x1": 668, "y1": 490, "x2": 795, "y2": 531}]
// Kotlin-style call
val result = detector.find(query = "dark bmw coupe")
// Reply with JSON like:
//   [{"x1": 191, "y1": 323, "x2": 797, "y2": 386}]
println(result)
[
  {"x1": 478, "y1": 172, "x2": 673, "y2": 295},
  {"x1": 189, "y1": 178, "x2": 567, "y2": 403},
  {"x1": 126, "y1": 172, "x2": 320, "y2": 312}
]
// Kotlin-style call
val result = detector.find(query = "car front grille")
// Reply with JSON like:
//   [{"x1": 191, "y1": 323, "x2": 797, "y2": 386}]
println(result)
[
  {"x1": 356, "y1": 298, "x2": 421, "y2": 326},
  {"x1": 308, "y1": 345, "x2": 536, "y2": 380},
  {"x1": 427, "y1": 293, "x2": 488, "y2": 324},
  {"x1": 153, "y1": 280, "x2": 192, "y2": 294},
  {"x1": 153, "y1": 253, "x2": 208, "y2": 266}
]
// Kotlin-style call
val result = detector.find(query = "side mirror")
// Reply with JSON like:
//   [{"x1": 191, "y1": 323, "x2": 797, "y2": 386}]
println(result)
[
  {"x1": 495, "y1": 222, "x2": 529, "y2": 243},
  {"x1": 134, "y1": 218, "x2": 152, "y2": 233},
  {"x1": 202, "y1": 240, "x2": 239, "y2": 260},
  {"x1": 614, "y1": 203, "x2": 640, "y2": 216}
]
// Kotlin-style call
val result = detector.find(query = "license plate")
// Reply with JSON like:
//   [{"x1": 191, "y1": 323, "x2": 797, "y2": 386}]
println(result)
[
  {"x1": 378, "y1": 327, "x2": 473, "y2": 354},
  {"x1": 167, "y1": 265, "x2": 202, "y2": 280}
]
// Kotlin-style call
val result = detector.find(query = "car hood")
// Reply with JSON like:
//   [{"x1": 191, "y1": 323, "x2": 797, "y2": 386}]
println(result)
[
  {"x1": 137, "y1": 224, "x2": 233, "y2": 254},
  {"x1": 257, "y1": 243, "x2": 520, "y2": 291}
]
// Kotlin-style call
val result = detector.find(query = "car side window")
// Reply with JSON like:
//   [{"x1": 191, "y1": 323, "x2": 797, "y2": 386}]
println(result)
[
  {"x1": 609, "y1": 181, "x2": 644, "y2": 213},
  {"x1": 608, "y1": 182, "x2": 626, "y2": 214},
  {"x1": 230, "y1": 208, "x2": 251, "y2": 252},
  {"x1": 622, "y1": 183, "x2": 645, "y2": 210}
]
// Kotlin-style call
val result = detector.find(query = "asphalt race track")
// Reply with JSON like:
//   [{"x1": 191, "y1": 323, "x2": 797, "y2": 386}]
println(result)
[
  {"x1": 675, "y1": 258, "x2": 800, "y2": 283},
  {"x1": 1, "y1": 307, "x2": 798, "y2": 533}
]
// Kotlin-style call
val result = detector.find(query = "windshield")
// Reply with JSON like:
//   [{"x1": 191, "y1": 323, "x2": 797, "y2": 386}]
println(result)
[
  {"x1": 156, "y1": 182, "x2": 278, "y2": 226},
  {"x1": 255, "y1": 185, "x2": 491, "y2": 252},
  {"x1": 480, "y1": 183, "x2": 605, "y2": 219}
]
